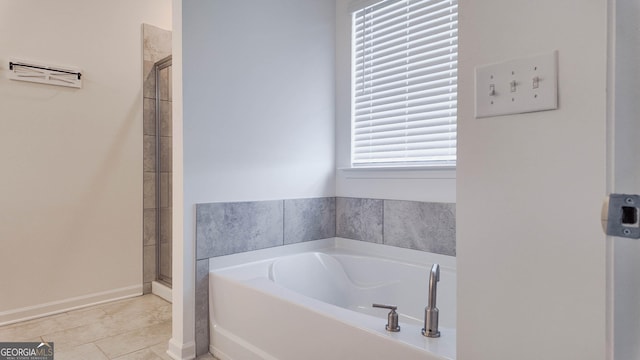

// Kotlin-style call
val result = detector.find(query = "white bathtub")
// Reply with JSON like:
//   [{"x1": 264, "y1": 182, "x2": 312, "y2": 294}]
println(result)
[{"x1": 209, "y1": 238, "x2": 456, "y2": 360}]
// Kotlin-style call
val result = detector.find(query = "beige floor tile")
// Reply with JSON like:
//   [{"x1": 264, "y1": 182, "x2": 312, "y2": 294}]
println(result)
[
  {"x1": 108, "y1": 304, "x2": 171, "y2": 328},
  {"x1": 0, "y1": 313, "x2": 66, "y2": 330},
  {"x1": 112, "y1": 347, "x2": 165, "y2": 360},
  {"x1": 40, "y1": 309, "x2": 112, "y2": 349},
  {"x1": 2, "y1": 295, "x2": 174, "y2": 360},
  {"x1": 0, "y1": 314, "x2": 67, "y2": 340},
  {"x1": 95, "y1": 321, "x2": 171, "y2": 359},
  {"x1": 54, "y1": 343, "x2": 109, "y2": 360},
  {"x1": 0, "y1": 325, "x2": 37, "y2": 342},
  {"x1": 149, "y1": 342, "x2": 174, "y2": 360},
  {"x1": 60, "y1": 307, "x2": 109, "y2": 328},
  {"x1": 42, "y1": 319, "x2": 120, "y2": 351},
  {"x1": 0, "y1": 335, "x2": 43, "y2": 344},
  {"x1": 0, "y1": 305, "x2": 108, "y2": 341},
  {"x1": 100, "y1": 295, "x2": 169, "y2": 317},
  {"x1": 41, "y1": 298, "x2": 171, "y2": 351}
]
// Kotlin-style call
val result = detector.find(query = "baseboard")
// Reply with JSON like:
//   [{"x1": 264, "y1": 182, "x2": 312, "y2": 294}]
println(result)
[
  {"x1": 0, "y1": 284, "x2": 141, "y2": 326},
  {"x1": 167, "y1": 338, "x2": 196, "y2": 360},
  {"x1": 210, "y1": 345, "x2": 231, "y2": 360}
]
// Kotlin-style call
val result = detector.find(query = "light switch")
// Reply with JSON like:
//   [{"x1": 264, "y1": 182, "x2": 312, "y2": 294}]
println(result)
[{"x1": 475, "y1": 51, "x2": 558, "y2": 118}]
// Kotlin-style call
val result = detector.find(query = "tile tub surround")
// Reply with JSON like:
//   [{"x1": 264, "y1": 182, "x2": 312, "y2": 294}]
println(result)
[
  {"x1": 196, "y1": 197, "x2": 455, "y2": 259},
  {"x1": 284, "y1": 197, "x2": 336, "y2": 244},
  {"x1": 196, "y1": 201, "x2": 285, "y2": 259},
  {"x1": 384, "y1": 200, "x2": 456, "y2": 256},
  {"x1": 336, "y1": 197, "x2": 383, "y2": 243},
  {"x1": 336, "y1": 197, "x2": 456, "y2": 257},
  {"x1": 196, "y1": 198, "x2": 337, "y2": 259},
  {"x1": 195, "y1": 259, "x2": 210, "y2": 356}
]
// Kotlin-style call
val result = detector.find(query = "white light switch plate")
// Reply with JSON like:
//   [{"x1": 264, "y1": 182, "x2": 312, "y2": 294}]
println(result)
[{"x1": 475, "y1": 51, "x2": 558, "y2": 118}]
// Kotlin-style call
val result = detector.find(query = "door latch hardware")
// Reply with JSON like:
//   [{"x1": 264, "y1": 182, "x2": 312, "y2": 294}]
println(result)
[{"x1": 602, "y1": 194, "x2": 640, "y2": 239}]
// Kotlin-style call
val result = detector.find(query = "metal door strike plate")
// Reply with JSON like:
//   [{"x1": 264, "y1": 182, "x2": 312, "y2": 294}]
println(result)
[{"x1": 602, "y1": 194, "x2": 640, "y2": 239}]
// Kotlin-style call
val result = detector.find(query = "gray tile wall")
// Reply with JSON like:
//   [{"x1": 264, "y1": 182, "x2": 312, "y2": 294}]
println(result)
[
  {"x1": 194, "y1": 197, "x2": 335, "y2": 355},
  {"x1": 195, "y1": 259, "x2": 210, "y2": 356},
  {"x1": 384, "y1": 200, "x2": 456, "y2": 256},
  {"x1": 336, "y1": 197, "x2": 383, "y2": 243},
  {"x1": 196, "y1": 201, "x2": 284, "y2": 259},
  {"x1": 195, "y1": 198, "x2": 337, "y2": 259},
  {"x1": 336, "y1": 197, "x2": 456, "y2": 256},
  {"x1": 284, "y1": 197, "x2": 336, "y2": 244}
]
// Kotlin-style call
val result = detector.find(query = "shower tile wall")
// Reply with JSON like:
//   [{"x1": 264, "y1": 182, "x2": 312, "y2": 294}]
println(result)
[{"x1": 142, "y1": 24, "x2": 171, "y2": 294}]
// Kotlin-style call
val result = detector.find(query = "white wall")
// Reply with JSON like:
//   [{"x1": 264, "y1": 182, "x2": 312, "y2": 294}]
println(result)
[
  {"x1": 610, "y1": 0, "x2": 640, "y2": 358},
  {"x1": 182, "y1": 0, "x2": 335, "y2": 203},
  {"x1": 169, "y1": 1, "x2": 190, "y2": 358},
  {"x1": 0, "y1": 0, "x2": 171, "y2": 324},
  {"x1": 174, "y1": 0, "x2": 335, "y2": 356},
  {"x1": 457, "y1": 1, "x2": 608, "y2": 359},
  {"x1": 334, "y1": 0, "x2": 456, "y2": 203}
]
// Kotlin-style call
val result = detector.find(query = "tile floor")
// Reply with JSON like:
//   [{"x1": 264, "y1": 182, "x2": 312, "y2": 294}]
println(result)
[{"x1": 0, "y1": 294, "x2": 215, "y2": 360}]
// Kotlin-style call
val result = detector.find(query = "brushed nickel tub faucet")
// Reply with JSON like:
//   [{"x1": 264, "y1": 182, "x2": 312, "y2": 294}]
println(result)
[
  {"x1": 372, "y1": 303, "x2": 401, "y2": 332},
  {"x1": 422, "y1": 263, "x2": 441, "y2": 338}
]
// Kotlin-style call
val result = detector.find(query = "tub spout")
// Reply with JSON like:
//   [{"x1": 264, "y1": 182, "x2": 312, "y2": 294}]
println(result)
[{"x1": 422, "y1": 263, "x2": 440, "y2": 338}]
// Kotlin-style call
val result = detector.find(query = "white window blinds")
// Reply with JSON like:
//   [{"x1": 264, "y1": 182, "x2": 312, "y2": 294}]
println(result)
[{"x1": 351, "y1": 0, "x2": 458, "y2": 167}]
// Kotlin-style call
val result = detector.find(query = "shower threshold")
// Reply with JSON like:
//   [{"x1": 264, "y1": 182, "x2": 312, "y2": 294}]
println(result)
[{"x1": 152, "y1": 280, "x2": 172, "y2": 303}]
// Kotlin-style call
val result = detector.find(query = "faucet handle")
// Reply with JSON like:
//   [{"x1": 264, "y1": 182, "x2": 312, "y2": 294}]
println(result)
[
  {"x1": 372, "y1": 303, "x2": 397, "y2": 311},
  {"x1": 372, "y1": 304, "x2": 400, "y2": 332}
]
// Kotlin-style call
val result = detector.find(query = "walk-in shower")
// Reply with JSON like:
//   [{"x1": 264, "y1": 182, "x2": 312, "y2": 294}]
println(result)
[
  {"x1": 142, "y1": 23, "x2": 172, "y2": 299},
  {"x1": 154, "y1": 55, "x2": 172, "y2": 288}
]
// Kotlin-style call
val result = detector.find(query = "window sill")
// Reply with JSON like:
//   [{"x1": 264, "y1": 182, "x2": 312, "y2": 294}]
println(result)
[{"x1": 338, "y1": 166, "x2": 456, "y2": 180}]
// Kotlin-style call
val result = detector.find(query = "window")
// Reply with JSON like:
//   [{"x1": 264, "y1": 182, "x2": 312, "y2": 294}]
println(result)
[{"x1": 351, "y1": 0, "x2": 458, "y2": 168}]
